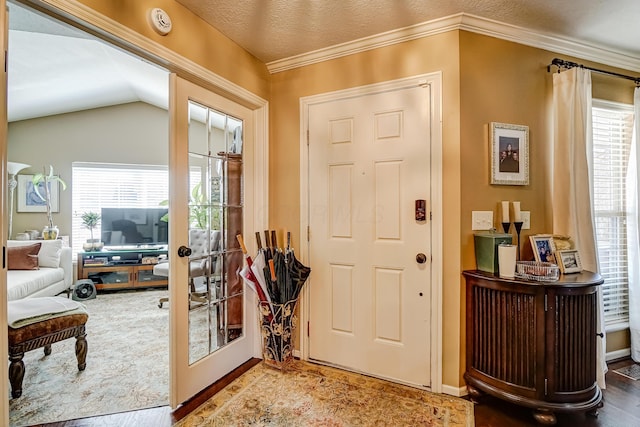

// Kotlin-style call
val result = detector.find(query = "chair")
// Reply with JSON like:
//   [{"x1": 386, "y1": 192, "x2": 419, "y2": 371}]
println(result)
[{"x1": 155, "y1": 229, "x2": 220, "y2": 308}]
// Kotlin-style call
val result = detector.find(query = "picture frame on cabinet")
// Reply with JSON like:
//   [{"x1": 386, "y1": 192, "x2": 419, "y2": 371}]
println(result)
[
  {"x1": 530, "y1": 234, "x2": 556, "y2": 263},
  {"x1": 556, "y1": 249, "x2": 583, "y2": 274},
  {"x1": 490, "y1": 122, "x2": 529, "y2": 186}
]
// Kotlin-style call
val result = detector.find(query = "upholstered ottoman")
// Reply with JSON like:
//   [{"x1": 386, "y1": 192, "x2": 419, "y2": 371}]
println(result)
[{"x1": 8, "y1": 297, "x2": 88, "y2": 398}]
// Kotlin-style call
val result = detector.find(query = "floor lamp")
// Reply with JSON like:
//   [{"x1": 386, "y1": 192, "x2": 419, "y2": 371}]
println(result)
[{"x1": 7, "y1": 162, "x2": 30, "y2": 239}]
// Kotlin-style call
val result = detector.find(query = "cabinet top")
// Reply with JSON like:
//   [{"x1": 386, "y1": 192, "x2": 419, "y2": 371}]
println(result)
[{"x1": 462, "y1": 269, "x2": 603, "y2": 287}]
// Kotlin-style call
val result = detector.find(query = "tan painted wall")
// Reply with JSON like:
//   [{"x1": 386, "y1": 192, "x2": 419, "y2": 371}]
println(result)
[
  {"x1": 8, "y1": 102, "x2": 168, "y2": 239},
  {"x1": 74, "y1": 0, "x2": 270, "y2": 100},
  {"x1": 459, "y1": 32, "x2": 636, "y2": 379},
  {"x1": 270, "y1": 31, "x2": 463, "y2": 388}
]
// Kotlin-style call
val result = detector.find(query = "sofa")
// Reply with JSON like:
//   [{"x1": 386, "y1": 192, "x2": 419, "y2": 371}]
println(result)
[{"x1": 6, "y1": 240, "x2": 72, "y2": 301}]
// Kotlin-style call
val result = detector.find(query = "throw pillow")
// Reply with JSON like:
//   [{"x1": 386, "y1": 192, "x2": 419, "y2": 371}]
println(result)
[
  {"x1": 37, "y1": 239, "x2": 63, "y2": 268},
  {"x1": 7, "y1": 243, "x2": 41, "y2": 270}
]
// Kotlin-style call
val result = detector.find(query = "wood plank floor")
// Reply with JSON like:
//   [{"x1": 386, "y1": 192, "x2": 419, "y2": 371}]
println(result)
[{"x1": 30, "y1": 358, "x2": 640, "y2": 427}]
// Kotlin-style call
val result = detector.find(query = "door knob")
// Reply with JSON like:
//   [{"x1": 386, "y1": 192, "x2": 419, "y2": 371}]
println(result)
[
  {"x1": 416, "y1": 253, "x2": 427, "y2": 264},
  {"x1": 178, "y1": 246, "x2": 192, "y2": 257}
]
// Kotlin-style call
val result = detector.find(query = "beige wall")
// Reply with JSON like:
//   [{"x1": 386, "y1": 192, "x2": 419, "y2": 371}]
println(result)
[
  {"x1": 8, "y1": 102, "x2": 168, "y2": 238},
  {"x1": 9, "y1": 0, "x2": 637, "y2": 389},
  {"x1": 270, "y1": 31, "x2": 463, "y2": 388},
  {"x1": 74, "y1": 0, "x2": 270, "y2": 100},
  {"x1": 459, "y1": 32, "x2": 636, "y2": 377}
]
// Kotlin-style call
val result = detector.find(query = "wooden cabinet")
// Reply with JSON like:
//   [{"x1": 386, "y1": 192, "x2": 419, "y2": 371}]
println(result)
[
  {"x1": 463, "y1": 270, "x2": 603, "y2": 425},
  {"x1": 77, "y1": 249, "x2": 168, "y2": 291}
]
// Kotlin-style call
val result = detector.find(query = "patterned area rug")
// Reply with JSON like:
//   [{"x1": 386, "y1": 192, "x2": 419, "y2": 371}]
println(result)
[
  {"x1": 175, "y1": 360, "x2": 474, "y2": 426},
  {"x1": 613, "y1": 363, "x2": 640, "y2": 380},
  {"x1": 9, "y1": 289, "x2": 169, "y2": 427}
]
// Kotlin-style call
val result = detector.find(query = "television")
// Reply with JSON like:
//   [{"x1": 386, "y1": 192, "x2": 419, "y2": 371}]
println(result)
[{"x1": 100, "y1": 208, "x2": 168, "y2": 247}]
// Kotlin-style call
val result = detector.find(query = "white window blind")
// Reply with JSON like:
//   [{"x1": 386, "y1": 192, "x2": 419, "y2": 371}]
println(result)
[
  {"x1": 71, "y1": 163, "x2": 170, "y2": 257},
  {"x1": 592, "y1": 100, "x2": 634, "y2": 327}
]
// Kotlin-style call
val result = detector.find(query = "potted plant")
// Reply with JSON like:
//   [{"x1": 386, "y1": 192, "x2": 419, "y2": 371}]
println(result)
[
  {"x1": 81, "y1": 211, "x2": 102, "y2": 250},
  {"x1": 159, "y1": 182, "x2": 219, "y2": 230},
  {"x1": 32, "y1": 165, "x2": 67, "y2": 240}
]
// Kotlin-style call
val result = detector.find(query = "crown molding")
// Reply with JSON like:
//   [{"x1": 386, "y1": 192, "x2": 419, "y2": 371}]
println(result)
[{"x1": 267, "y1": 12, "x2": 640, "y2": 74}]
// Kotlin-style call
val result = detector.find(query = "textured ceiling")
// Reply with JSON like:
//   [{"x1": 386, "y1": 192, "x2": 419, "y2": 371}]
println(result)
[
  {"x1": 8, "y1": 0, "x2": 640, "y2": 122},
  {"x1": 176, "y1": 0, "x2": 640, "y2": 64}
]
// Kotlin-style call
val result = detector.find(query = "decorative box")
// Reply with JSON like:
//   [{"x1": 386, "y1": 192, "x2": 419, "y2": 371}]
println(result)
[{"x1": 474, "y1": 232, "x2": 513, "y2": 274}]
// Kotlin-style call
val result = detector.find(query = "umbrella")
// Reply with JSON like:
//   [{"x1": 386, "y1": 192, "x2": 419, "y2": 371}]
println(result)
[
  {"x1": 236, "y1": 234, "x2": 268, "y2": 303},
  {"x1": 255, "y1": 230, "x2": 311, "y2": 367}
]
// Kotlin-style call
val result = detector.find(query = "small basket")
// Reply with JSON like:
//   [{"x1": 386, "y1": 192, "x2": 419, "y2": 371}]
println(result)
[{"x1": 515, "y1": 261, "x2": 560, "y2": 282}]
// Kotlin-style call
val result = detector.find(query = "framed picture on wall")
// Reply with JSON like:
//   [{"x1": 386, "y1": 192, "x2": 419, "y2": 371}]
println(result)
[
  {"x1": 490, "y1": 122, "x2": 529, "y2": 186},
  {"x1": 556, "y1": 249, "x2": 583, "y2": 274},
  {"x1": 16, "y1": 174, "x2": 60, "y2": 213}
]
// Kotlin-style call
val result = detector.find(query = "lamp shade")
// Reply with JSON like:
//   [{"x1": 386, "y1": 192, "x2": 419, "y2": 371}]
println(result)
[{"x1": 7, "y1": 162, "x2": 30, "y2": 176}]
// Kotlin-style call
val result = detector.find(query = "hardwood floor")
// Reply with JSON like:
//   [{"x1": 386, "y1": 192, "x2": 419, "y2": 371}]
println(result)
[{"x1": 31, "y1": 358, "x2": 639, "y2": 427}]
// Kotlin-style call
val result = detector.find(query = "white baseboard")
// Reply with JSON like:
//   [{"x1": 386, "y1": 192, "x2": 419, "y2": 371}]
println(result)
[
  {"x1": 606, "y1": 348, "x2": 631, "y2": 361},
  {"x1": 441, "y1": 384, "x2": 467, "y2": 397},
  {"x1": 293, "y1": 349, "x2": 301, "y2": 359}
]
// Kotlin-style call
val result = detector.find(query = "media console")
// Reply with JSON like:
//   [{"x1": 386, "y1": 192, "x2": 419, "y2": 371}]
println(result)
[{"x1": 77, "y1": 247, "x2": 168, "y2": 291}]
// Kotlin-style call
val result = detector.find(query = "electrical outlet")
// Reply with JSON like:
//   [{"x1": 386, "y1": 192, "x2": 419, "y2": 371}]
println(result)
[
  {"x1": 521, "y1": 211, "x2": 531, "y2": 229},
  {"x1": 472, "y1": 211, "x2": 494, "y2": 230}
]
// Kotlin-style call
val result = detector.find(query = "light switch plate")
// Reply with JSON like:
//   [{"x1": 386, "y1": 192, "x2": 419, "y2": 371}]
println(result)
[
  {"x1": 521, "y1": 211, "x2": 531, "y2": 229},
  {"x1": 472, "y1": 211, "x2": 494, "y2": 230}
]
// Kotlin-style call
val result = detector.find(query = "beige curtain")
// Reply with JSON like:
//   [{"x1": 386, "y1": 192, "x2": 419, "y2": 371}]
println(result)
[
  {"x1": 630, "y1": 87, "x2": 640, "y2": 362},
  {"x1": 551, "y1": 67, "x2": 607, "y2": 388}
]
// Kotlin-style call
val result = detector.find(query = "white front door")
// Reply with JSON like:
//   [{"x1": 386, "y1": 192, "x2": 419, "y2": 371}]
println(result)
[
  {"x1": 169, "y1": 74, "x2": 256, "y2": 407},
  {"x1": 307, "y1": 82, "x2": 433, "y2": 387}
]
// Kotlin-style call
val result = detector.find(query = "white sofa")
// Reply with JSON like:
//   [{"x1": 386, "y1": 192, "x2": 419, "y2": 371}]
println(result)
[{"x1": 7, "y1": 240, "x2": 73, "y2": 301}]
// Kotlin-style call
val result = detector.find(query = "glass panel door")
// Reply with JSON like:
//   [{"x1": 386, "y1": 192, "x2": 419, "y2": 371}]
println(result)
[
  {"x1": 169, "y1": 74, "x2": 253, "y2": 407},
  {"x1": 186, "y1": 102, "x2": 245, "y2": 364}
]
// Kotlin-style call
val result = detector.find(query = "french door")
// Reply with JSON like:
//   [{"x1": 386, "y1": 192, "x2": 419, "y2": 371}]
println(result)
[{"x1": 169, "y1": 74, "x2": 256, "y2": 407}]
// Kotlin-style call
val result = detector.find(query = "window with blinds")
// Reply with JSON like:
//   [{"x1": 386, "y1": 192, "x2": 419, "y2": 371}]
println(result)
[
  {"x1": 592, "y1": 100, "x2": 634, "y2": 328},
  {"x1": 71, "y1": 163, "x2": 170, "y2": 256}
]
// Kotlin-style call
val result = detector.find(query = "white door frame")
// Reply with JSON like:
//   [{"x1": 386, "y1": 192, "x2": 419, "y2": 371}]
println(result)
[
  {"x1": 1, "y1": 0, "x2": 268, "y2": 422},
  {"x1": 299, "y1": 73, "x2": 443, "y2": 392}
]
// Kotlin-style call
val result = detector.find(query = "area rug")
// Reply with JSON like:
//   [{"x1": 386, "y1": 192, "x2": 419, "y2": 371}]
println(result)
[
  {"x1": 613, "y1": 363, "x2": 640, "y2": 380},
  {"x1": 175, "y1": 360, "x2": 474, "y2": 426},
  {"x1": 9, "y1": 289, "x2": 170, "y2": 427}
]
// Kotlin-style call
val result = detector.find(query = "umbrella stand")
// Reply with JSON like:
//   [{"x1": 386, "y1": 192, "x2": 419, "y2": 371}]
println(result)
[
  {"x1": 258, "y1": 298, "x2": 299, "y2": 370},
  {"x1": 255, "y1": 230, "x2": 311, "y2": 370}
]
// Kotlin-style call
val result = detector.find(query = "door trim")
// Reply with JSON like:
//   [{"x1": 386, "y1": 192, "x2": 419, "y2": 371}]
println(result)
[{"x1": 299, "y1": 73, "x2": 443, "y2": 392}]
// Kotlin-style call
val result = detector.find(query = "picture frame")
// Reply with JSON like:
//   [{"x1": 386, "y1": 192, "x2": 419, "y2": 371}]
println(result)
[
  {"x1": 556, "y1": 249, "x2": 583, "y2": 274},
  {"x1": 490, "y1": 122, "x2": 529, "y2": 186},
  {"x1": 16, "y1": 174, "x2": 59, "y2": 213},
  {"x1": 530, "y1": 234, "x2": 556, "y2": 263}
]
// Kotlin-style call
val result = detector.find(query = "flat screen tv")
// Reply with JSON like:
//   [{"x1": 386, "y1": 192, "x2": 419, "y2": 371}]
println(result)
[{"x1": 100, "y1": 207, "x2": 168, "y2": 247}]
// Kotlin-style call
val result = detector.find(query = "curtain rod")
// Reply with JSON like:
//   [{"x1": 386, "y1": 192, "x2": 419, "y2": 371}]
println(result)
[{"x1": 547, "y1": 57, "x2": 640, "y2": 86}]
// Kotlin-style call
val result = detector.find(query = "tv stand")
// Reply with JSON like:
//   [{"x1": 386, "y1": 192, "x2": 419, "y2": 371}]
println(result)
[{"x1": 77, "y1": 248, "x2": 168, "y2": 291}]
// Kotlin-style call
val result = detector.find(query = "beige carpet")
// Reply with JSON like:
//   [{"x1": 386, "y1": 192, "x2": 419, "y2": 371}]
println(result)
[
  {"x1": 175, "y1": 360, "x2": 474, "y2": 426},
  {"x1": 9, "y1": 289, "x2": 169, "y2": 427}
]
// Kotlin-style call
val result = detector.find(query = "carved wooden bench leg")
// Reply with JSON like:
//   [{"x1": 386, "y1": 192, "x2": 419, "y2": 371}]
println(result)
[
  {"x1": 76, "y1": 332, "x2": 88, "y2": 370},
  {"x1": 9, "y1": 352, "x2": 25, "y2": 399}
]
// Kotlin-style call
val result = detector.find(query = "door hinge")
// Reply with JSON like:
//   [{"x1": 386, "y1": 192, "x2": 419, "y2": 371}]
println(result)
[
  {"x1": 307, "y1": 321, "x2": 310, "y2": 337},
  {"x1": 307, "y1": 225, "x2": 310, "y2": 241},
  {"x1": 2, "y1": 246, "x2": 5, "y2": 270},
  {"x1": 307, "y1": 129, "x2": 310, "y2": 146},
  {"x1": 430, "y1": 211, "x2": 432, "y2": 221},
  {"x1": 544, "y1": 378, "x2": 548, "y2": 395}
]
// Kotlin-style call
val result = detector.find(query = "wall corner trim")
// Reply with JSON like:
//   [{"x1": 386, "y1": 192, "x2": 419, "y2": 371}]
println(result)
[{"x1": 441, "y1": 383, "x2": 468, "y2": 397}]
